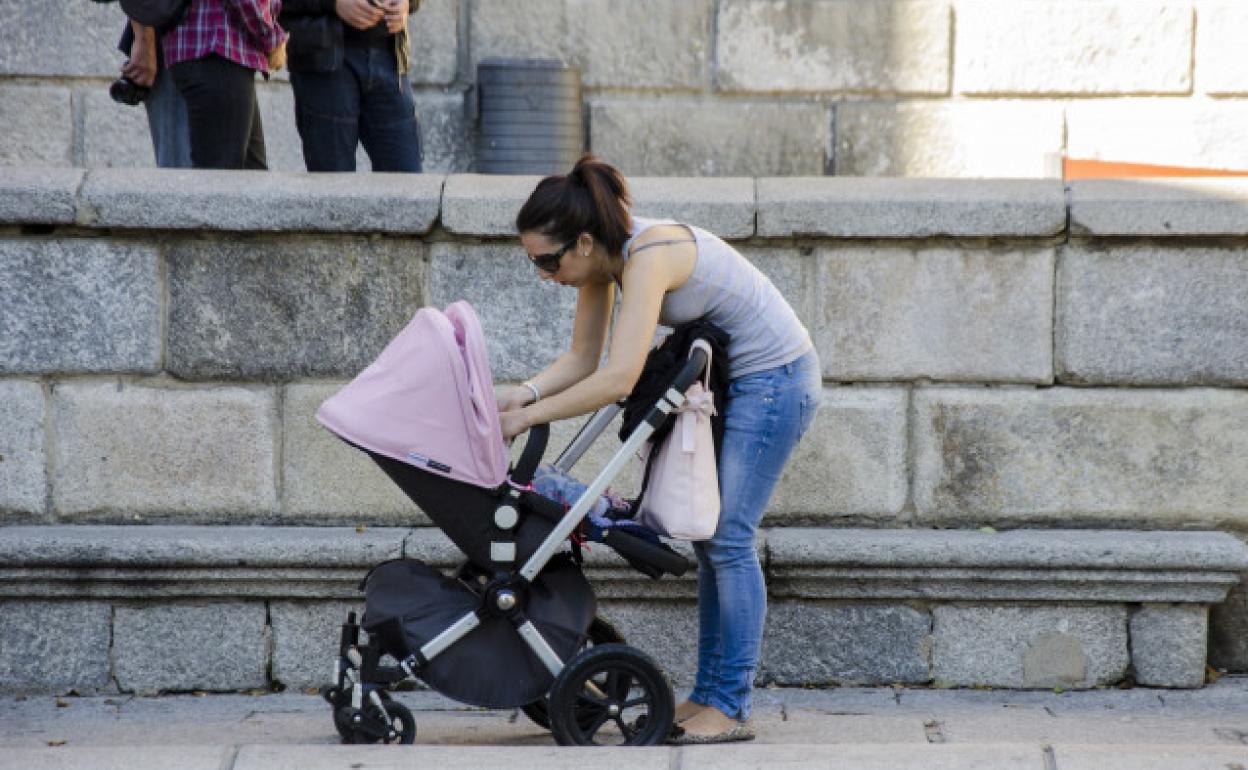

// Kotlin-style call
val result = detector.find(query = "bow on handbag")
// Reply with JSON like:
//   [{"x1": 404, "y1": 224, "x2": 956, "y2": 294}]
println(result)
[{"x1": 676, "y1": 389, "x2": 716, "y2": 453}]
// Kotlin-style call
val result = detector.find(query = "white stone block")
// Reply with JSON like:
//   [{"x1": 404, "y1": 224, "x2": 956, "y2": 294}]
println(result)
[
  {"x1": 282, "y1": 383, "x2": 424, "y2": 524},
  {"x1": 427, "y1": 243, "x2": 577, "y2": 381},
  {"x1": 0, "y1": 1, "x2": 125, "y2": 77},
  {"x1": 1066, "y1": 100, "x2": 1248, "y2": 173},
  {"x1": 1130, "y1": 604, "x2": 1208, "y2": 688},
  {"x1": 591, "y1": 98, "x2": 830, "y2": 177},
  {"x1": 0, "y1": 85, "x2": 73, "y2": 166},
  {"x1": 82, "y1": 89, "x2": 157, "y2": 169},
  {"x1": 113, "y1": 602, "x2": 268, "y2": 692},
  {"x1": 955, "y1": 1, "x2": 1193, "y2": 95},
  {"x1": 1057, "y1": 244, "x2": 1248, "y2": 384},
  {"x1": 933, "y1": 605, "x2": 1129, "y2": 689},
  {"x1": 816, "y1": 245, "x2": 1054, "y2": 382},
  {"x1": 717, "y1": 0, "x2": 951, "y2": 94},
  {"x1": 408, "y1": 0, "x2": 460, "y2": 86},
  {"x1": 913, "y1": 388, "x2": 1248, "y2": 526},
  {"x1": 0, "y1": 380, "x2": 46, "y2": 519},
  {"x1": 568, "y1": 0, "x2": 711, "y2": 90},
  {"x1": 769, "y1": 388, "x2": 909, "y2": 521},
  {"x1": 469, "y1": 0, "x2": 569, "y2": 71},
  {"x1": 51, "y1": 382, "x2": 279, "y2": 520},
  {"x1": 837, "y1": 100, "x2": 1064, "y2": 178},
  {"x1": 1197, "y1": 1, "x2": 1248, "y2": 95}
]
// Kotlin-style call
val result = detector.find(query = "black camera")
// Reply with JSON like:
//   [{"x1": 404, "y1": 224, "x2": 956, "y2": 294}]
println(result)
[{"x1": 109, "y1": 77, "x2": 150, "y2": 106}]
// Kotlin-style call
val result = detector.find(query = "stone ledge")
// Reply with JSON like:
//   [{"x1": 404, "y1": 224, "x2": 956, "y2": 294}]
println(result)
[
  {"x1": 441, "y1": 174, "x2": 756, "y2": 237},
  {"x1": 7, "y1": 167, "x2": 1248, "y2": 242},
  {"x1": 0, "y1": 525, "x2": 699, "y2": 601},
  {"x1": 757, "y1": 178, "x2": 1066, "y2": 237},
  {"x1": 3, "y1": 525, "x2": 1243, "y2": 604},
  {"x1": 1069, "y1": 178, "x2": 1248, "y2": 236},
  {"x1": 0, "y1": 167, "x2": 82, "y2": 225},
  {"x1": 78, "y1": 169, "x2": 444, "y2": 233},
  {"x1": 767, "y1": 528, "x2": 1248, "y2": 603}
]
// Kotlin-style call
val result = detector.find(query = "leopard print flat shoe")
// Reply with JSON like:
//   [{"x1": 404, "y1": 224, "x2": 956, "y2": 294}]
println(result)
[{"x1": 667, "y1": 718, "x2": 756, "y2": 745}]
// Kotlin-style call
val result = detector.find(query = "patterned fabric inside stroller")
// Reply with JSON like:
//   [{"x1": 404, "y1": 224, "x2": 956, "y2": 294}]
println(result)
[{"x1": 314, "y1": 301, "x2": 710, "y2": 746}]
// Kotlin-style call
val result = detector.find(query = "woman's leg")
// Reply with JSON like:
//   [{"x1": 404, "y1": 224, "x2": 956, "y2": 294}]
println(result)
[{"x1": 689, "y1": 352, "x2": 822, "y2": 723}]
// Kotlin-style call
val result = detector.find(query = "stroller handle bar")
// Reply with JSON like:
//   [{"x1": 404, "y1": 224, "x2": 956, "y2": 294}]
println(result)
[
  {"x1": 516, "y1": 340, "x2": 711, "y2": 583},
  {"x1": 668, "y1": 344, "x2": 710, "y2": 399}
]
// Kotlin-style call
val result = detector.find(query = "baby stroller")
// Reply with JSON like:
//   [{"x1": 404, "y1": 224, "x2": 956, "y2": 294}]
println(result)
[{"x1": 314, "y1": 301, "x2": 709, "y2": 747}]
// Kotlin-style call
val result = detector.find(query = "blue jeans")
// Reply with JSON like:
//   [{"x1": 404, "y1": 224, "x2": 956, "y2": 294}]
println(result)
[
  {"x1": 289, "y1": 44, "x2": 421, "y2": 172},
  {"x1": 145, "y1": 58, "x2": 191, "y2": 168},
  {"x1": 689, "y1": 350, "x2": 822, "y2": 720}
]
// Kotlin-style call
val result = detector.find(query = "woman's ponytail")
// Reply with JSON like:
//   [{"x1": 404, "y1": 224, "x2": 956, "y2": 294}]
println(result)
[{"x1": 516, "y1": 154, "x2": 632, "y2": 256}]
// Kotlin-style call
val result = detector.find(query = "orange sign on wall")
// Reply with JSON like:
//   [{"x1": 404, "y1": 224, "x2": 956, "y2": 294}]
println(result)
[{"x1": 1064, "y1": 158, "x2": 1248, "y2": 180}]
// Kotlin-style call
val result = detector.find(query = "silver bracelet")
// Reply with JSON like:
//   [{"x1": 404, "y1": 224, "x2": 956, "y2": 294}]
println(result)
[{"x1": 521, "y1": 380, "x2": 541, "y2": 404}]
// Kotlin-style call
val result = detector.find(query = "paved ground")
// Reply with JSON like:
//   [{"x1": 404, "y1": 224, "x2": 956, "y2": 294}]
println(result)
[{"x1": 2, "y1": 678, "x2": 1247, "y2": 769}]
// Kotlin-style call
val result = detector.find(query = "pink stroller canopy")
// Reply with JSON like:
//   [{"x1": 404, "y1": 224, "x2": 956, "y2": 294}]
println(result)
[{"x1": 317, "y1": 301, "x2": 509, "y2": 489}]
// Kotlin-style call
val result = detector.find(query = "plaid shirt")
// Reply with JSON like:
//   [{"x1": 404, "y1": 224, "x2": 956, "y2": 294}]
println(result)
[{"x1": 163, "y1": 0, "x2": 286, "y2": 73}]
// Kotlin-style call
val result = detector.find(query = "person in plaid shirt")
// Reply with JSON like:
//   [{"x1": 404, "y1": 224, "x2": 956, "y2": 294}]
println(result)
[{"x1": 163, "y1": 0, "x2": 288, "y2": 169}]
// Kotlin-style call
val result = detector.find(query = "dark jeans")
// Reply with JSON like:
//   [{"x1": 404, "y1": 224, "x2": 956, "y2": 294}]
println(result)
[
  {"x1": 289, "y1": 43, "x2": 421, "y2": 172},
  {"x1": 170, "y1": 54, "x2": 266, "y2": 170}
]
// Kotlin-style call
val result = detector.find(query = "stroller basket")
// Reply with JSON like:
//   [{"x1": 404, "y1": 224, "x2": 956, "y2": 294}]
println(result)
[{"x1": 314, "y1": 301, "x2": 712, "y2": 747}]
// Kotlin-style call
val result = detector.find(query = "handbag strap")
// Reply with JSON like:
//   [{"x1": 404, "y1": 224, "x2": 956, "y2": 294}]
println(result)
[{"x1": 688, "y1": 338, "x2": 713, "y2": 393}]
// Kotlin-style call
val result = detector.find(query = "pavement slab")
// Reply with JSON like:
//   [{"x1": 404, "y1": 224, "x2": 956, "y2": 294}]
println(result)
[{"x1": 0, "y1": 679, "x2": 1245, "y2": 769}]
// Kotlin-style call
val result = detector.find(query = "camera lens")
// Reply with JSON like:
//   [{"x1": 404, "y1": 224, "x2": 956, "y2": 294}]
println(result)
[{"x1": 109, "y1": 77, "x2": 149, "y2": 106}]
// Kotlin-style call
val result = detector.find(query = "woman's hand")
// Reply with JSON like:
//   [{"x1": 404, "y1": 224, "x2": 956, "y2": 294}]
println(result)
[
  {"x1": 499, "y1": 409, "x2": 530, "y2": 441},
  {"x1": 495, "y1": 385, "x2": 531, "y2": 414}
]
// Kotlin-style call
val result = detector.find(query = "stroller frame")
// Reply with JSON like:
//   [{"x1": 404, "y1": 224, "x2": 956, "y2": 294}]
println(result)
[{"x1": 323, "y1": 344, "x2": 711, "y2": 746}]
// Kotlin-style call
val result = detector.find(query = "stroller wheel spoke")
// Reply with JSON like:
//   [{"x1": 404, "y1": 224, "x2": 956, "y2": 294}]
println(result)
[
  {"x1": 606, "y1": 670, "x2": 633, "y2": 699},
  {"x1": 614, "y1": 716, "x2": 634, "y2": 740},
  {"x1": 576, "y1": 692, "x2": 606, "y2": 709},
  {"x1": 622, "y1": 696, "x2": 651, "y2": 709},
  {"x1": 584, "y1": 710, "x2": 612, "y2": 738}
]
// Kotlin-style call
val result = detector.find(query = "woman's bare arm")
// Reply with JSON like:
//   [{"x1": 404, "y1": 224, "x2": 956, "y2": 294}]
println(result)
[{"x1": 501, "y1": 250, "x2": 673, "y2": 437}]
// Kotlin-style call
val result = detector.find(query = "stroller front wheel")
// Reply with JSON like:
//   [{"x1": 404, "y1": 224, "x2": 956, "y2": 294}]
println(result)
[
  {"x1": 336, "y1": 698, "x2": 416, "y2": 745},
  {"x1": 548, "y1": 643, "x2": 674, "y2": 747}
]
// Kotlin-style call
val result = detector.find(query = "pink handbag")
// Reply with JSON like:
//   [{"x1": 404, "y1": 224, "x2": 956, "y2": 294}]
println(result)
[{"x1": 635, "y1": 340, "x2": 720, "y2": 541}]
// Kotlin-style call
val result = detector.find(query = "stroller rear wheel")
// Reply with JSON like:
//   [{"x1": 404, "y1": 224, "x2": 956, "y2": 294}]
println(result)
[
  {"x1": 548, "y1": 643, "x2": 674, "y2": 747},
  {"x1": 521, "y1": 615, "x2": 625, "y2": 730}
]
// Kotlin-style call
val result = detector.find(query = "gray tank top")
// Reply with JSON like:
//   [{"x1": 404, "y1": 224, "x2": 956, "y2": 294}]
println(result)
[{"x1": 621, "y1": 216, "x2": 813, "y2": 379}]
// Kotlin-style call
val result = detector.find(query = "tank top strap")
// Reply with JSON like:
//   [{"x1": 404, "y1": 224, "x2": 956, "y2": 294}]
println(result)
[{"x1": 621, "y1": 215, "x2": 680, "y2": 259}]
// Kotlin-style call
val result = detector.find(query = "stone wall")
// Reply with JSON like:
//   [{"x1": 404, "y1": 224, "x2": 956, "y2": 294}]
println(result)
[
  {"x1": 2, "y1": 169, "x2": 1248, "y2": 692},
  {"x1": 2, "y1": 1, "x2": 1247, "y2": 176}
]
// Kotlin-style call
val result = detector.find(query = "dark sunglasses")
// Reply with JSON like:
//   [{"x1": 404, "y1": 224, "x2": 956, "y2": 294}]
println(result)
[{"x1": 529, "y1": 240, "x2": 576, "y2": 273}]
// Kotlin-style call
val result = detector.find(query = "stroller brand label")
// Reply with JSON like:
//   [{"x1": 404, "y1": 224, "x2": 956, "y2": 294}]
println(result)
[{"x1": 407, "y1": 452, "x2": 453, "y2": 475}]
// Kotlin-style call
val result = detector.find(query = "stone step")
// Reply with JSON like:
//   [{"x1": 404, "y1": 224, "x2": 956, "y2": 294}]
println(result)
[{"x1": 1, "y1": 526, "x2": 1245, "y2": 694}]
